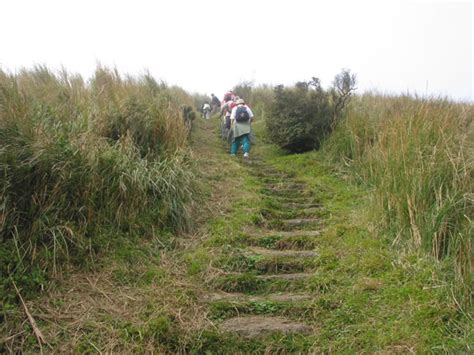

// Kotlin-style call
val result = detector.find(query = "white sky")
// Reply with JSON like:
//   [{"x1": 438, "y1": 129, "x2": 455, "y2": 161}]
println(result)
[{"x1": 1, "y1": 0, "x2": 472, "y2": 101}]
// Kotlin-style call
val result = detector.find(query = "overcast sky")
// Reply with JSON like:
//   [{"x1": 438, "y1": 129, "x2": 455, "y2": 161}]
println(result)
[{"x1": 1, "y1": 0, "x2": 472, "y2": 101}]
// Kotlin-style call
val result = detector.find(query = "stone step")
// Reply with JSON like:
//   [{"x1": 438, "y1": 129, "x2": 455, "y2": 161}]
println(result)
[
  {"x1": 266, "y1": 183, "x2": 307, "y2": 190},
  {"x1": 270, "y1": 195, "x2": 319, "y2": 204},
  {"x1": 282, "y1": 218, "x2": 321, "y2": 225},
  {"x1": 247, "y1": 230, "x2": 322, "y2": 238},
  {"x1": 206, "y1": 292, "x2": 313, "y2": 303},
  {"x1": 254, "y1": 172, "x2": 291, "y2": 178},
  {"x1": 257, "y1": 273, "x2": 312, "y2": 281},
  {"x1": 247, "y1": 247, "x2": 317, "y2": 258},
  {"x1": 272, "y1": 218, "x2": 322, "y2": 231},
  {"x1": 261, "y1": 190, "x2": 311, "y2": 199},
  {"x1": 221, "y1": 247, "x2": 317, "y2": 274},
  {"x1": 261, "y1": 207, "x2": 323, "y2": 219},
  {"x1": 220, "y1": 316, "x2": 312, "y2": 338},
  {"x1": 242, "y1": 231, "x2": 321, "y2": 250},
  {"x1": 212, "y1": 272, "x2": 313, "y2": 293},
  {"x1": 264, "y1": 190, "x2": 310, "y2": 198},
  {"x1": 279, "y1": 202, "x2": 322, "y2": 209},
  {"x1": 260, "y1": 176, "x2": 294, "y2": 183},
  {"x1": 290, "y1": 207, "x2": 322, "y2": 215},
  {"x1": 251, "y1": 166, "x2": 280, "y2": 172}
]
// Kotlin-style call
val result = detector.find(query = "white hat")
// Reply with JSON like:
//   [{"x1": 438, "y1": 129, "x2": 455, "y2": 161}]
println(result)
[{"x1": 236, "y1": 98, "x2": 245, "y2": 105}]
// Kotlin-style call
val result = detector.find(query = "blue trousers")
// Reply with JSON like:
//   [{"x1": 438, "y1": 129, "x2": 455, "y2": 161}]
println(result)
[{"x1": 231, "y1": 134, "x2": 251, "y2": 155}]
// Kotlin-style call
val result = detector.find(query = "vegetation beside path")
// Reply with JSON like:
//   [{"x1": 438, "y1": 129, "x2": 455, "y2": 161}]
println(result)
[
  {"x1": 183, "y1": 118, "x2": 473, "y2": 353},
  {"x1": 0, "y1": 67, "x2": 200, "y2": 352},
  {"x1": 235, "y1": 82, "x2": 473, "y2": 304},
  {"x1": 2, "y1": 88, "x2": 473, "y2": 352}
]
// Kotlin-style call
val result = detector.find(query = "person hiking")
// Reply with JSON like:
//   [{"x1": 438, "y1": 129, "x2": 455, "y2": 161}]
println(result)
[
  {"x1": 230, "y1": 98, "x2": 254, "y2": 159},
  {"x1": 202, "y1": 102, "x2": 211, "y2": 119},
  {"x1": 220, "y1": 95, "x2": 236, "y2": 140},
  {"x1": 210, "y1": 94, "x2": 221, "y2": 114},
  {"x1": 223, "y1": 91, "x2": 234, "y2": 103}
]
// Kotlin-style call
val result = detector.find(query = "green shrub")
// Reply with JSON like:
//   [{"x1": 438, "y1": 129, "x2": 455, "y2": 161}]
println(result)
[
  {"x1": 266, "y1": 70, "x2": 356, "y2": 153},
  {"x1": 266, "y1": 81, "x2": 331, "y2": 152}
]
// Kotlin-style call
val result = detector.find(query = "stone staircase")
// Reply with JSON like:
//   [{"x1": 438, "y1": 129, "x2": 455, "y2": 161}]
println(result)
[{"x1": 206, "y1": 157, "x2": 325, "y2": 338}]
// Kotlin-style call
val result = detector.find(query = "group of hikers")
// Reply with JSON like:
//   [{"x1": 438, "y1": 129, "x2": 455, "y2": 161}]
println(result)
[{"x1": 201, "y1": 91, "x2": 254, "y2": 159}]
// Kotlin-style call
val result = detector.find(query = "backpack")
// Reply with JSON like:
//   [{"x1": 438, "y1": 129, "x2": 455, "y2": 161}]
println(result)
[{"x1": 235, "y1": 106, "x2": 250, "y2": 122}]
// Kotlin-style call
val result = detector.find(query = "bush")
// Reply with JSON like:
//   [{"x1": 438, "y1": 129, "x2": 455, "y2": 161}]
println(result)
[
  {"x1": 266, "y1": 70, "x2": 356, "y2": 153},
  {"x1": 266, "y1": 81, "x2": 329, "y2": 152}
]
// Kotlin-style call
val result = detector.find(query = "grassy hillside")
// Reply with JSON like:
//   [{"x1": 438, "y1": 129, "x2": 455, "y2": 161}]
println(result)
[
  {"x1": 237, "y1": 84, "x2": 472, "y2": 305},
  {"x1": 323, "y1": 94, "x2": 473, "y2": 303},
  {"x1": 0, "y1": 66, "x2": 198, "y2": 316},
  {"x1": 1, "y1": 73, "x2": 472, "y2": 352},
  {"x1": 1, "y1": 95, "x2": 472, "y2": 352}
]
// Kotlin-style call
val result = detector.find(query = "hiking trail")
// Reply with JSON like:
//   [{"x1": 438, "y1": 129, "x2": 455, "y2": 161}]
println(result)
[
  {"x1": 6, "y1": 116, "x2": 470, "y2": 353},
  {"x1": 202, "y1": 152, "x2": 324, "y2": 338}
]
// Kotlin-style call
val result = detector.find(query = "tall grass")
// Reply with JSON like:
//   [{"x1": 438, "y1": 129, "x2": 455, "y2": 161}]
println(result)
[
  {"x1": 0, "y1": 66, "x2": 197, "y2": 293},
  {"x1": 324, "y1": 93, "x2": 473, "y2": 302}
]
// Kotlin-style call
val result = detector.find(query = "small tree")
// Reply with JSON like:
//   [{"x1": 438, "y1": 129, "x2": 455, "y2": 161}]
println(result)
[
  {"x1": 331, "y1": 69, "x2": 357, "y2": 128},
  {"x1": 266, "y1": 70, "x2": 357, "y2": 153},
  {"x1": 267, "y1": 80, "x2": 331, "y2": 152}
]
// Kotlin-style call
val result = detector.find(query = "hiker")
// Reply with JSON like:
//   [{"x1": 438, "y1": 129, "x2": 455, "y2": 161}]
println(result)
[
  {"x1": 223, "y1": 91, "x2": 234, "y2": 103},
  {"x1": 210, "y1": 94, "x2": 221, "y2": 114},
  {"x1": 220, "y1": 94, "x2": 236, "y2": 140},
  {"x1": 201, "y1": 102, "x2": 211, "y2": 119},
  {"x1": 230, "y1": 98, "x2": 254, "y2": 159}
]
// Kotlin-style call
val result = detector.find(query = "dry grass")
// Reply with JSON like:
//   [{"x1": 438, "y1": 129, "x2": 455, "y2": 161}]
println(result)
[{"x1": 2, "y1": 257, "x2": 210, "y2": 353}]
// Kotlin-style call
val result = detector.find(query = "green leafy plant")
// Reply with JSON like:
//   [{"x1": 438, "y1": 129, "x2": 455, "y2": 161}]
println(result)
[{"x1": 266, "y1": 70, "x2": 356, "y2": 153}]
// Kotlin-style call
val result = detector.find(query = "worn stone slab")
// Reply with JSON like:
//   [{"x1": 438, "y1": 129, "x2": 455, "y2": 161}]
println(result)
[
  {"x1": 279, "y1": 202, "x2": 322, "y2": 209},
  {"x1": 248, "y1": 247, "x2": 317, "y2": 258},
  {"x1": 280, "y1": 218, "x2": 321, "y2": 227},
  {"x1": 263, "y1": 187, "x2": 309, "y2": 194},
  {"x1": 253, "y1": 168, "x2": 281, "y2": 174},
  {"x1": 257, "y1": 273, "x2": 312, "y2": 281},
  {"x1": 220, "y1": 316, "x2": 312, "y2": 338},
  {"x1": 267, "y1": 183, "x2": 307, "y2": 190},
  {"x1": 265, "y1": 207, "x2": 322, "y2": 218},
  {"x1": 247, "y1": 230, "x2": 322, "y2": 238},
  {"x1": 293, "y1": 207, "x2": 322, "y2": 216},
  {"x1": 206, "y1": 292, "x2": 313, "y2": 303},
  {"x1": 255, "y1": 172, "x2": 290, "y2": 178},
  {"x1": 266, "y1": 190, "x2": 308, "y2": 197},
  {"x1": 271, "y1": 195, "x2": 319, "y2": 203}
]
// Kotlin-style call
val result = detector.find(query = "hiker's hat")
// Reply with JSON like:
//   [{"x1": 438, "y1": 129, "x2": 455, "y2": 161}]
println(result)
[{"x1": 236, "y1": 98, "x2": 245, "y2": 105}]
